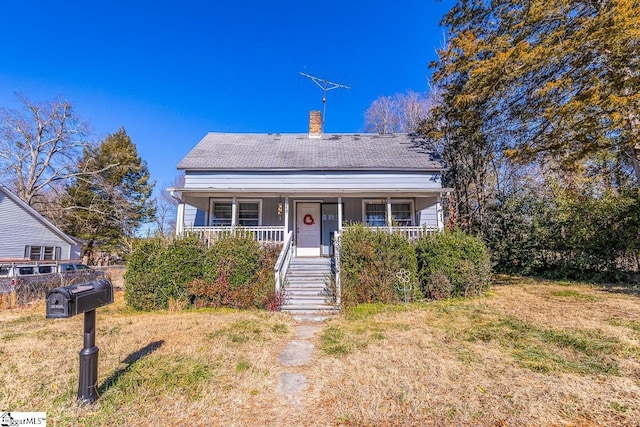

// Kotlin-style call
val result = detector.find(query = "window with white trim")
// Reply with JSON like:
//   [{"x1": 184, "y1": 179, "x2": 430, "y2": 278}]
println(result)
[
  {"x1": 364, "y1": 203, "x2": 386, "y2": 226},
  {"x1": 238, "y1": 202, "x2": 260, "y2": 226},
  {"x1": 25, "y1": 246, "x2": 61, "y2": 261},
  {"x1": 363, "y1": 200, "x2": 414, "y2": 226},
  {"x1": 211, "y1": 202, "x2": 233, "y2": 226},
  {"x1": 391, "y1": 203, "x2": 413, "y2": 226},
  {"x1": 209, "y1": 200, "x2": 261, "y2": 226}
]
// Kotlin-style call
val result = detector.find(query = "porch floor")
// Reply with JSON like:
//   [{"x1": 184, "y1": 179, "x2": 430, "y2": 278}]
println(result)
[{"x1": 280, "y1": 257, "x2": 338, "y2": 317}]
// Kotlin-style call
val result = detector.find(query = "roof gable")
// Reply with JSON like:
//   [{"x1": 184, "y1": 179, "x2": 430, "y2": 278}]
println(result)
[
  {"x1": 0, "y1": 185, "x2": 81, "y2": 246},
  {"x1": 178, "y1": 133, "x2": 444, "y2": 171}
]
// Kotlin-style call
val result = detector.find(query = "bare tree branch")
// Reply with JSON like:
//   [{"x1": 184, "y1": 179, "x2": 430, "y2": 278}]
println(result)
[
  {"x1": 364, "y1": 91, "x2": 433, "y2": 134},
  {"x1": 0, "y1": 94, "x2": 90, "y2": 205}
]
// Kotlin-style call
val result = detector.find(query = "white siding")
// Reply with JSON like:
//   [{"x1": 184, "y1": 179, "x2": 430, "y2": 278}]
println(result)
[
  {"x1": 184, "y1": 171, "x2": 442, "y2": 193},
  {"x1": 0, "y1": 191, "x2": 75, "y2": 260},
  {"x1": 418, "y1": 204, "x2": 439, "y2": 227},
  {"x1": 183, "y1": 204, "x2": 206, "y2": 227}
]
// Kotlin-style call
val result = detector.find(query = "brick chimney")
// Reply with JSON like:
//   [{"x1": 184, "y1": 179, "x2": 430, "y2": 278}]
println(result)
[{"x1": 309, "y1": 110, "x2": 322, "y2": 139}]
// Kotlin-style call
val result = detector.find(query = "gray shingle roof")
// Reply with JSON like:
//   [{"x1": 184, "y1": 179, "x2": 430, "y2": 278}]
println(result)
[{"x1": 177, "y1": 133, "x2": 444, "y2": 171}]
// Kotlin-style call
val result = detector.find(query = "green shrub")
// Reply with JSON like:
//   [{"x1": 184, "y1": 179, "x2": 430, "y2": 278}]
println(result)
[
  {"x1": 339, "y1": 224, "x2": 418, "y2": 307},
  {"x1": 124, "y1": 237, "x2": 164, "y2": 311},
  {"x1": 416, "y1": 230, "x2": 491, "y2": 299},
  {"x1": 484, "y1": 185, "x2": 640, "y2": 282},
  {"x1": 254, "y1": 243, "x2": 283, "y2": 310},
  {"x1": 156, "y1": 235, "x2": 206, "y2": 307},
  {"x1": 426, "y1": 271, "x2": 453, "y2": 300},
  {"x1": 202, "y1": 235, "x2": 261, "y2": 288},
  {"x1": 126, "y1": 235, "x2": 281, "y2": 311},
  {"x1": 125, "y1": 235, "x2": 205, "y2": 310},
  {"x1": 187, "y1": 238, "x2": 281, "y2": 310}
]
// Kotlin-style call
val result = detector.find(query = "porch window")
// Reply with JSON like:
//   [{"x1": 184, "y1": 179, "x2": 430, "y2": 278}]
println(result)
[
  {"x1": 211, "y1": 202, "x2": 233, "y2": 226},
  {"x1": 364, "y1": 203, "x2": 386, "y2": 226},
  {"x1": 238, "y1": 202, "x2": 260, "y2": 226},
  {"x1": 391, "y1": 203, "x2": 413, "y2": 226},
  {"x1": 209, "y1": 200, "x2": 261, "y2": 226},
  {"x1": 363, "y1": 200, "x2": 414, "y2": 226},
  {"x1": 25, "y1": 246, "x2": 61, "y2": 261}
]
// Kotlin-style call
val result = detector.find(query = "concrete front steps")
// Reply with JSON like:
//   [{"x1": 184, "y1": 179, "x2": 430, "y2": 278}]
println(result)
[{"x1": 281, "y1": 256, "x2": 338, "y2": 318}]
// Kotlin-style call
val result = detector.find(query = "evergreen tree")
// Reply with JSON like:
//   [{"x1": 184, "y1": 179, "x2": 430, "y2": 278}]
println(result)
[{"x1": 62, "y1": 127, "x2": 155, "y2": 261}]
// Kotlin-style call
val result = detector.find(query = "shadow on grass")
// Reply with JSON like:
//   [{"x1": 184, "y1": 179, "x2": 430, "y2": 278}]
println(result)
[
  {"x1": 99, "y1": 340, "x2": 164, "y2": 394},
  {"x1": 600, "y1": 283, "x2": 640, "y2": 297}
]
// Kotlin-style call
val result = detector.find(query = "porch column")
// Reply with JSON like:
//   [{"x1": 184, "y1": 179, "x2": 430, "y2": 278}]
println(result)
[
  {"x1": 176, "y1": 202, "x2": 185, "y2": 235},
  {"x1": 284, "y1": 197, "x2": 290, "y2": 235},
  {"x1": 231, "y1": 197, "x2": 237, "y2": 229},
  {"x1": 338, "y1": 196, "x2": 343, "y2": 231},
  {"x1": 436, "y1": 196, "x2": 444, "y2": 231},
  {"x1": 386, "y1": 197, "x2": 392, "y2": 231}
]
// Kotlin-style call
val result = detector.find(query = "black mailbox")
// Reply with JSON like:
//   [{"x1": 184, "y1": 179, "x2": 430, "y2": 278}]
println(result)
[
  {"x1": 46, "y1": 279, "x2": 113, "y2": 318},
  {"x1": 45, "y1": 278, "x2": 114, "y2": 404}
]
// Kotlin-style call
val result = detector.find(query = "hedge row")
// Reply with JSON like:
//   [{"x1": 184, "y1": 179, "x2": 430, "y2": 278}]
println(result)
[
  {"x1": 124, "y1": 235, "x2": 280, "y2": 311},
  {"x1": 125, "y1": 228, "x2": 490, "y2": 311},
  {"x1": 338, "y1": 225, "x2": 491, "y2": 307}
]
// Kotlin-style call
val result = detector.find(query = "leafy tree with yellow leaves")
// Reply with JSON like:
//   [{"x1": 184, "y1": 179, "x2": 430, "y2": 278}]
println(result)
[
  {"x1": 432, "y1": 0, "x2": 639, "y2": 184},
  {"x1": 424, "y1": 0, "x2": 640, "y2": 280}
]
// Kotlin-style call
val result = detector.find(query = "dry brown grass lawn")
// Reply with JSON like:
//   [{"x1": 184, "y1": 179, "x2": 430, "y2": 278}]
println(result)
[{"x1": 1, "y1": 277, "x2": 639, "y2": 426}]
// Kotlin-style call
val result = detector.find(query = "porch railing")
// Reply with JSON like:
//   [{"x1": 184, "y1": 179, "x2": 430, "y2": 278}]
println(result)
[
  {"x1": 185, "y1": 226, "x2": 285, "y2": 247},
  {"x1": 274, "y1": 231, "x2": 294, "y2": 292},
  {"x1": 372, "y1": 225, "x2": 440, "y2": 240}
]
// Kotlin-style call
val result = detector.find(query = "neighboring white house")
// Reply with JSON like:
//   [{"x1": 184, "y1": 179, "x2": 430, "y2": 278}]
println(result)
[
  {"x1": 171, "y1": 112, "x2": 448, "y2": 257},
  {"x1": 0, "y1": 185, "x2": 83, "y2": 261}
]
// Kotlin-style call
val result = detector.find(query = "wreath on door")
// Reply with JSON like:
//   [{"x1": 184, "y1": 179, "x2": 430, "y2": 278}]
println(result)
[{"x1": 303, "y1": 214, "x2": 315, "y2": 225}]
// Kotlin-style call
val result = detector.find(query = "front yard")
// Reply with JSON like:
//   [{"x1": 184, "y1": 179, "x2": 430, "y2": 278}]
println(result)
[{"x1": 1, "y1": 277, "x2": 639, "y2": 426}]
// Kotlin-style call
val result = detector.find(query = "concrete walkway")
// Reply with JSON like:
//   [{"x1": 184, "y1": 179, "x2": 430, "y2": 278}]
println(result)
[{"x1": 275, "y1": 323, "x2": 321, "y2": 406}]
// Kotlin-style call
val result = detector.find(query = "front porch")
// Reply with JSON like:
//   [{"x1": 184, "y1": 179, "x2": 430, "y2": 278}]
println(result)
[
  {"x1": 176, "y1": 194, "x2": 444, "y2": 254},
  {"x1": 173, "y1": 192, "x2": 445, "y2": 313},
  {"x1": 181, "y1": 223, "x2": 441, "y2": 312}
]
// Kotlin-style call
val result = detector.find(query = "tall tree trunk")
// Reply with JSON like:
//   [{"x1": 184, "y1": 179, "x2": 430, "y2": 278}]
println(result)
[
  {"x1": 632, "y1": 145, "x2": 640, "y2": 185},
  {"x1": 629, "y1": 112, "x2": 640, "y2": 185}
]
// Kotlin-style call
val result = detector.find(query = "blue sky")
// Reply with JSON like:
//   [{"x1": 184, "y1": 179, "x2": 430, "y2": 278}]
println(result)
[{"x1": 0, "y1": 1, "x2": 452, "y2": 190}]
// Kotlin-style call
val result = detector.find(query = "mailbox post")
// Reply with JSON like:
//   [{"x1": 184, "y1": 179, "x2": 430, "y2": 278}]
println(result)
[
  {"x1": 46, "y1": 279, "x2": 113, "y2": 404},
  {"x1": 79, "y1": 308, "x2": 99, "y2": 403}
]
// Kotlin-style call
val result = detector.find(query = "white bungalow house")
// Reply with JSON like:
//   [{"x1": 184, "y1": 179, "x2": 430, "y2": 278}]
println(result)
[
  {"x1": 0, "y1": 185, "x2": 83, "y2": 261},
  {"x1": 171, "y1": 112, "x2": 448, "y2": 310},
  {"x1": 172, "y1": 112, "x2": 447, "y2": 253}
]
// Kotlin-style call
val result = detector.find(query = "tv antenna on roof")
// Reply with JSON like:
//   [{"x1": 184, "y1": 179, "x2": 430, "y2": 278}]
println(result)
[{"x1": 299, "y1": 72, "x2": 350, "y2": 132}]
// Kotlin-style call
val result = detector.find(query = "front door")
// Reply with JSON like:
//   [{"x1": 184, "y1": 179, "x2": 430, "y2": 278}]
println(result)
[
  {"x1": 321, "y1": 203, "x2": 340, "y2": 256},
  {"x1": 296, "y1": 203, "x2": 321, "y2": 256}
]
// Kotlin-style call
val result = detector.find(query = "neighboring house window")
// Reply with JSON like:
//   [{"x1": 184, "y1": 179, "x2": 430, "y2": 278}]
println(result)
[
  {"x1": 25, "y1": 246, "x2": 61, "y2": 261},
  {"x1": 363, "y1": 200, "x2": 414, "y2": 226},
  {"x1": 209, "y1": 200, "x2": 262, "y2": 226}
]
